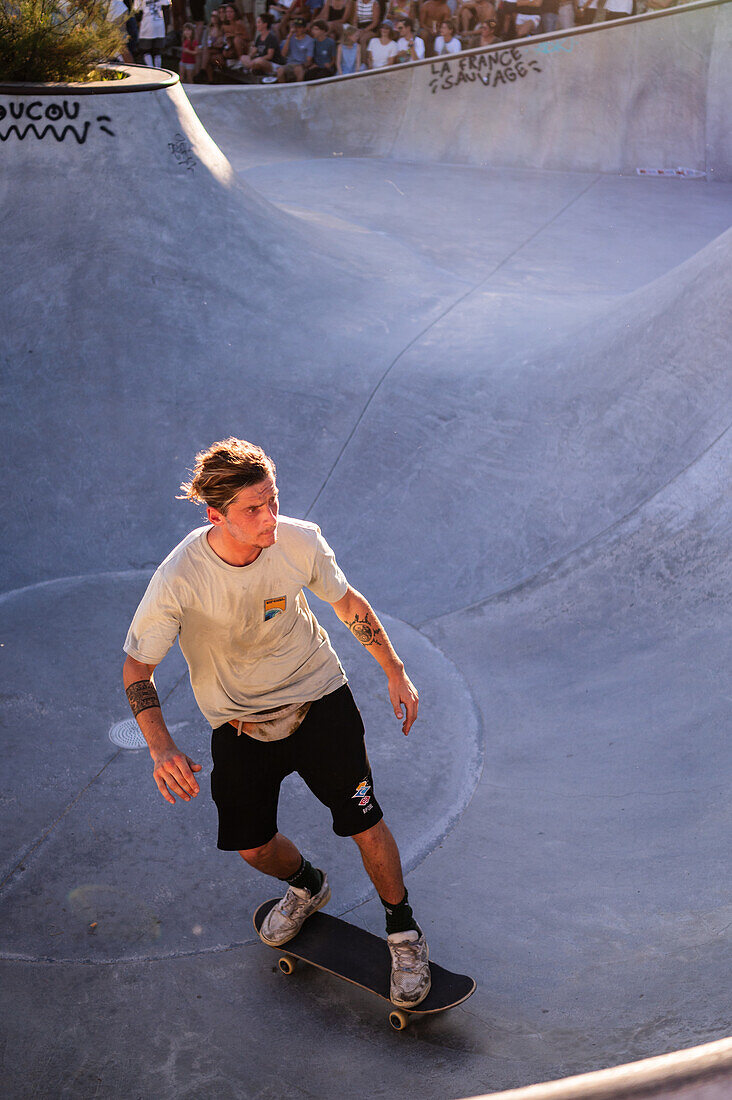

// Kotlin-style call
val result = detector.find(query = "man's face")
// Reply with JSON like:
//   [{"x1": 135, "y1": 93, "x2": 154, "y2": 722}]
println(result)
[
  {"x1": 312, "y1": 23, "x2": 324, "y2": 37},
  {"x1": 209, "y1": 474, "x2": 279, "y2": 549},
  {"x1": 440, "y1": 20, "x2": 451, "y2": 36}
]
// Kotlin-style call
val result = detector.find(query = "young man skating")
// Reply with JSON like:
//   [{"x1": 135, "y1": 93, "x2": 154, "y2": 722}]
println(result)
[{"x1": 122, "y1": 438, "x2": 430, "y2": 1007}]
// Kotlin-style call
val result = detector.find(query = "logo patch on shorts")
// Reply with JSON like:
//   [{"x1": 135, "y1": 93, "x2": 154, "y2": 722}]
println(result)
[
  {"x1": 352, "y1": 778, "x2": 373, "y2": 813},
  {"x1": 264, "y1": 596, "x2": 287, "y2": 621}
]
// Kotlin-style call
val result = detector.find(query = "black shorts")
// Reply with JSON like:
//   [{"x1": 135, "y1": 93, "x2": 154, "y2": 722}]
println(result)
[
  {"x1": 139, "y1": 36, "x2": 166, "y2": 52},
  {"x1": 211, "y1": 684, "x2": 383, "y2": 851}
]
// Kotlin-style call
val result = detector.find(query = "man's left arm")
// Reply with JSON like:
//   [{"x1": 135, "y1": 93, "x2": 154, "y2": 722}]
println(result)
[{"x1": 331, "y1": 584, "x2": 419, "y2": 735}]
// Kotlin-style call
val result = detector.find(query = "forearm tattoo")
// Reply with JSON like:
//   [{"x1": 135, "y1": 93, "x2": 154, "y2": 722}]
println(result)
[
  {"x1": 126, "y1": 679, "x2": 161, "y2": 717},
  {"x1": 346, "y1": 611, "x2": 383, "y2": 648}
]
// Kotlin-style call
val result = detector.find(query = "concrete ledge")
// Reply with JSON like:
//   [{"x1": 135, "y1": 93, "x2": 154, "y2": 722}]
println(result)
[
  {"x1": 0, "y1": 64, "x2": 177, "y2": 96},
  {"x1": 466, "y1": 1038, "x2": 732, "y2": 1100}
]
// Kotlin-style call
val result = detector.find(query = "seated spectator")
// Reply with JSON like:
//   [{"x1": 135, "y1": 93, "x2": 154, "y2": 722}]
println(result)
[
  {"x1": 384, "y1": 0, "x2": 416, "y2": 21},
  {"x1": 277, "y1": 16, "x2": 314, "y2": 79},
  {"x1": 221, "y1": 2, "x2": 249, "y2": 60},
  {"x1": 354, "y1": 0, "x2": 381, "y2": 50},
  {"x1": 367, "y1": 21, "x2": 398, "y2": 65},
  {"x1": 457, "y1": 0, "x2": 495, "y2": 33},
  {"x1": 418, "y1": 0, "x2": 450, "y2": 55},
  {"x1": 474, "y1": 14, "x2": 498, "y2": 43},
  {"x1": 238, "y1": 11, "x2": 284, "y2": 72},
  {"x1": 201, "y1": 9, "x2": 226, "y2": 79},
  {"x1": 434, "y1": 17, "x2": 461, "y2": 51},
  {"x1": 179, "y1": 21, "x2": 198, "y2": 79},
  {"x1": 337, "y1": 22, "x2": 363, "y2": 71},
  {"x1": 320, "y1": 0, "x2": 354, "y2": 35},
  {"x1": 394, "y1": 16, "x2": 425, "y2": 59},
  {"x1": 277, "y1": 0, "x2": 311, "y2": 34},
  {"x1": 513, "y1": 0, "x2": 541, "y2": 35},
  {"x1": 304, "y1": 19, "x2": 337, "y2": 76}
]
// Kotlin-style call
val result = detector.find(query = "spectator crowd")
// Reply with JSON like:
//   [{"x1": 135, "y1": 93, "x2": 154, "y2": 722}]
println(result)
[{"x1": 118, "y1": 0, "x2": 683, "y2": 80}]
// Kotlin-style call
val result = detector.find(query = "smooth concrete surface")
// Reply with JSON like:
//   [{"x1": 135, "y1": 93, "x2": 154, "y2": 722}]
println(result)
[{"x1": 1, "y1": 3, "x2": 731, "y2": 1097}]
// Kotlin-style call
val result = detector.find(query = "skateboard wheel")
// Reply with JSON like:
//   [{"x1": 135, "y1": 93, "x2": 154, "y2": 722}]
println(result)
[
  {"x1": 389, "y1": 1010, "x2": 410, "y2": 1031},
  {"x1": 278, "y1": 955, "x2": 296, "y2": 975}
]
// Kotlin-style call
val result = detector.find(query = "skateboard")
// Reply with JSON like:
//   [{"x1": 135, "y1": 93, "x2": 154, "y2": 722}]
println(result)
[{"x1": 253, "y1": 898, "x2": 476, "y2": 1031}]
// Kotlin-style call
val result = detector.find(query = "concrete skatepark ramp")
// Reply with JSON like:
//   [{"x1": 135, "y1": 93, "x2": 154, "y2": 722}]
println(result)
[{"x1": 1, "y1": 1, "x2": 731, "y2": 1096}]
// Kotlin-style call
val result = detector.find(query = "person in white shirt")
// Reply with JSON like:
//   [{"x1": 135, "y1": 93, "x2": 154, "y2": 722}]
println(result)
[
  {"x1": 134, "y1": 0, "x2": 172, "y2": 66},
  {"x1": 394, "y1": 17, "x2": 425, "y2": 61},
  {"x1": 122, "y1": 438, "x2": 431, "y2": 1009},
  {"x1": 434, "y1": 18, "x2": 461, "y2": 53},
  {"x1": 367, "y1": 21, "x2": 399, "y2": 66}
]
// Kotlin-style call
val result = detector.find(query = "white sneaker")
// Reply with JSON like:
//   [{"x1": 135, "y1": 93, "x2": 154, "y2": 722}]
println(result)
[
  {"x1": 259, "y1": 872, "x2": 331, "y2": 947},
  {"x1": 387, "y1": 930, "x2": 431, "y2": 1007}
]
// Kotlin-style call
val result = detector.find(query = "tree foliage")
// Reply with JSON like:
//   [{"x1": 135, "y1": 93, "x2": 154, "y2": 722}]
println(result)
[{"x1": 0, "y1": 0, "x2": 128, "y2": 83}]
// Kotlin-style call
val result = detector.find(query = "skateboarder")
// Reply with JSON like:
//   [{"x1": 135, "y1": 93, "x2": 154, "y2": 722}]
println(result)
[{"x1": 122, "y1": 438, "x2": 431, "y2": 1008}]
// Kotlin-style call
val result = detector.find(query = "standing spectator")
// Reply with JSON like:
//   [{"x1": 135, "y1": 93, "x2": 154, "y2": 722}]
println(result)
[
  {"x1": 189, "y1": 0, "x2": 206, "y2": 40},
  {"x1": 304, "y1": 19, "x2": 337, "y2": 77},
  {"x1": 394, "y1": 17, "x2": 424, "y2": 59},
  {"x1": 514, "y1": 0, "x2": 541, "y2": 35},
  {"x1": 106, "y1": 0, "x2": 135, "y2": 62},
  {"x1": 135, "y1": 0, "x2": 172, "y2": 67},
  {"x1": 179, "y1": 21, "x2": 198, "y2": 79},
  {"x1": 604, "y1": 0, "x2": 632, "y2": 18},
  {"x1": 354, "y1": 0, "x2": 381, "y2": 50},
  {"x1": 238, "y1": 12, "x2": 283, "y2": 73},
  {"x1": 418, "y1": 0, "x2": 450, "y2": 54},
  {"x1": 277, "y1": 17, "x2": 314, "y2": 80},
  {"x1": 541, "y1": 0, "x2": 559, "y2": 31},
  {"x1": 336, "y1": 23, "x2": 363, "y2": 71},
  {"x1": 320, "y1": 0, "x2": 354, "y2": 35},
  {"x1": 557, "y1": 0, "x2": 574, "y2": 28},
  {"x1": 367, "y1": 21, "x2": 398, "y2": 65},
  {"x1": 433, "y1": 17, "x2": 461, "y2": 51}
]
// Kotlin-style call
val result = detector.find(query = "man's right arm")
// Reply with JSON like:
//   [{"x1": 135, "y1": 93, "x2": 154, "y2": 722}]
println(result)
[{"x1": 123, "y1": 655, "x2": 201, "y2": 804}]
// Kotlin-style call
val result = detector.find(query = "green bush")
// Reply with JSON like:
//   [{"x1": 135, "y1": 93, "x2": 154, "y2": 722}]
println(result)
[{"x1": 0, "y1": 0, "x2": 129, "y2": 83}]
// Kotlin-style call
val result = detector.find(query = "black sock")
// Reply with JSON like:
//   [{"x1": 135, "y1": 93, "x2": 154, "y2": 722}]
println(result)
[
  {"x1": 286, "y1": 857, "x2": 323, "y2": 896},
  {"x1": 380, "y1": 890, "x2": 421, "y2": 936}
]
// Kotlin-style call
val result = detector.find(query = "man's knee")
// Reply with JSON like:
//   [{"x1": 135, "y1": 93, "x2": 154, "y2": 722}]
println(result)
[{"x1": 239, "y1": 835, "x2": 277, "y2": 866}]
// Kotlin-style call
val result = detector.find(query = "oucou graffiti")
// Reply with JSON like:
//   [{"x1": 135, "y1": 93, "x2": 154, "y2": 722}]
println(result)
[
  {"x1": 0, "y1": 101, "x2": 115, "y2": 143},
  {"x1": 429, "y1": 47, "x2": 541, "y2": 94}
]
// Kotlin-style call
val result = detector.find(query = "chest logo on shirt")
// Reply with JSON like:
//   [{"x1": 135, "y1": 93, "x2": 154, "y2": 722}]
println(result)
[{"x1": 264, "y1": 595, "x2": 287, "y2": 621}]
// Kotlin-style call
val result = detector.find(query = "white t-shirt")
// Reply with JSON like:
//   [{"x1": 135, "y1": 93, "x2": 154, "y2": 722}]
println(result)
[
  {"x1": 396, "y1": 35, "x2": 425, "y2": 59},
  {"x1": 434, "y1": 34, "x2": 462, "y2": 54},
  {"x1": 124, "y1": 517, "x2": 349, "y2": 727},
  {"x1": 368, "y1": 38, "x2": 398, "y2": 66},
  {"x1": 137, "y1": 0, "x2": 171, "y2": 39}
]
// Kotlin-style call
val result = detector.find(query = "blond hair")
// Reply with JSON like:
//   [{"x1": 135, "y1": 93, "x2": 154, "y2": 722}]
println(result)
[{"x1": 179, "y1": 438, "x2": 276, "y2": 514}]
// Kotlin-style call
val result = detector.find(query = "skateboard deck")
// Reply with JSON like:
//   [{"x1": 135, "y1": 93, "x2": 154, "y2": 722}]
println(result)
[{"x1": 253, "y1": 898, "x2": 476, "y2": 1030}]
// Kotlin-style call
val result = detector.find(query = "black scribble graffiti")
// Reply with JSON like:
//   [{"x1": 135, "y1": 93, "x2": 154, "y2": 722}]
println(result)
[
  {"x1": 168, "y1": 132, "x2": 196, "y2": 171},
  {"x1": 428, "y1": 47, "x2": 541, "y2": 94},
  {"x1": 0, "y1": 101, "x2": 116, "y2": 142}
]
